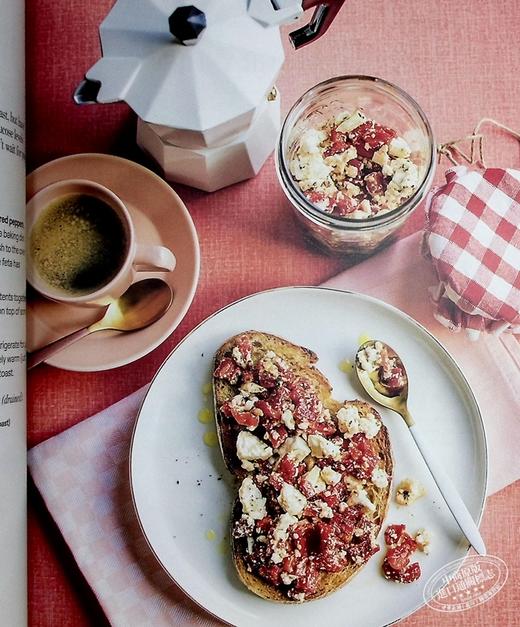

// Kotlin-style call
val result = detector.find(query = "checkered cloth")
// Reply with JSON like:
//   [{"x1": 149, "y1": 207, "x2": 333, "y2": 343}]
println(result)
[{"x1": 423, "y1": 166, "x2": 520, "y2": 339}]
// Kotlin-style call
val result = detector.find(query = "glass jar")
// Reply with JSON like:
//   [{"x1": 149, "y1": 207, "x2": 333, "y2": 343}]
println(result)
[{"x1": 276, "y1": 76, "x2": 435, "y2": 255}]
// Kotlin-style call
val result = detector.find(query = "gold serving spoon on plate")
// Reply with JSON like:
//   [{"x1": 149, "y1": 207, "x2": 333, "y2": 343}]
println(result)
[
  {"x1": 28, "y1": 278, "x2": 173, "y2": 369},
  {"x1": 355, "y1": 340, "x2": 486, "y2": 556}
]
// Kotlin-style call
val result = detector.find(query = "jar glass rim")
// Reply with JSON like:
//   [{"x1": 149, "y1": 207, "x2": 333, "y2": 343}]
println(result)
[{"x1": 277, "y1": 75, "x2": 436, "y2": 231}]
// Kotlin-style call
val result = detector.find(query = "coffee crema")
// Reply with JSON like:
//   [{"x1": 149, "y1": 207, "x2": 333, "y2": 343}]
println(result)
[{"x1": 30, "y1": 193, "x2": 127, "y2": 295}]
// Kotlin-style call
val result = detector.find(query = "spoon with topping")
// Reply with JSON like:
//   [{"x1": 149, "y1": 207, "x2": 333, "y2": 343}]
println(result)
[
  {"x1": 355, "y1": 340, "x2": 486, "y2": 556},
  {"x1": 28, "y1": 278, "x2": 173, "y2": 369}
]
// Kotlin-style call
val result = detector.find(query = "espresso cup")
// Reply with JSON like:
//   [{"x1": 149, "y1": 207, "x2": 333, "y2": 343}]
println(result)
[{"x1": 27, "y1": 179, "x2": 176, "y2": 306}]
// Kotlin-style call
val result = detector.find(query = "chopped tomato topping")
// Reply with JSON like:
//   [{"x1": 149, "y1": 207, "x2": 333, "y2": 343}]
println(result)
[
  {"x1": 382, "y1": 560, "x2": 421, "y2": 583},
  {"x1": 258, "y1": 564, "x2": 282, "y2": 587},
  {"x1": 255, "y1": 399, "x2": 281, "y2": 423},
  {"x1": 266, "y1": 424, "x2": 288, "y2": 449},
  {"x1": 278, "y1": 455, "x2": 302, "y2": 484},
  {"x1": 343, "y1": 433, "x2": 379, "y2": 480},
  {"x1": 347, "y1": 533, "x2": 380, "y2": 565},
  {"x1": 213, "y1": 357, "x2": 241, "y2": 384},
  {"x1": 382, "y1": 523, "x2": 421, "y2": 583},
  {"x1": 220, "y1": 401, "x2": 259, "y2": 430}
]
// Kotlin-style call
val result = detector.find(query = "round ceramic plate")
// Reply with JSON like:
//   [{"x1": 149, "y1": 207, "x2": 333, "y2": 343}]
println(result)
[
  {"x1": 130, "y1": 287, "x2": 487, "y2": 627},
  {"x1": 26, "y1": 154, "x2": 200, "y2": 371}
]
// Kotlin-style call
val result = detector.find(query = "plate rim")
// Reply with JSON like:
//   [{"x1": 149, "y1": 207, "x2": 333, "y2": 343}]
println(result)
[
  {"x1": 129, "y1": 285, "x2": 489, "y2": 626},
  {"x1": 26, "y1": 153, "x2": 201, "y2": 371}
]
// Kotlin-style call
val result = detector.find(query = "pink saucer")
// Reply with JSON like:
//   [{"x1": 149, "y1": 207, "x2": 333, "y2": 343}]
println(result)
[{"x1": 26, "y1": 154, "x2": 200, "y2": 371}]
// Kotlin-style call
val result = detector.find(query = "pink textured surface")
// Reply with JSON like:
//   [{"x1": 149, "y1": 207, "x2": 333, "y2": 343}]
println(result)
[{"x1": 27, "y1": 0, "x2": 520, "y2": 625}]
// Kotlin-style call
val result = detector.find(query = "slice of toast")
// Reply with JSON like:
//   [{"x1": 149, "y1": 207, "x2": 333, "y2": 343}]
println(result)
[{"x1": 213, "y1": 331, "x2": 393, "y2": 603}]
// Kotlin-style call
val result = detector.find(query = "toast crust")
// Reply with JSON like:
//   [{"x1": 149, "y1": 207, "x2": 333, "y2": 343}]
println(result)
[{"x1": 213, "y1": 331, "x2": 393, "y2": 603}]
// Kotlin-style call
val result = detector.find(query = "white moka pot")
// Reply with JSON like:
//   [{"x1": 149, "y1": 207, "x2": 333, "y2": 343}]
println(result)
[{"x1": 75, "y1": 0, "x2": 345, "y2": 192}]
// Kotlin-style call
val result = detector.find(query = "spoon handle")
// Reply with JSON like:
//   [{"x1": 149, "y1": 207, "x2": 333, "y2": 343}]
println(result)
[
  {"x1": 408, "y1": 424, "x2": 487, "y2": 556},
  {"x1": 27, "y1": 326, "x2": 91, "y2": 370}
]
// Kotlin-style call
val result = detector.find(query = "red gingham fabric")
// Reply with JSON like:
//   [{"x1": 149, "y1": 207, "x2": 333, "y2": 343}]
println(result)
[{"x1": 423, "y1": 166, "x2": 520, "y2": 338}]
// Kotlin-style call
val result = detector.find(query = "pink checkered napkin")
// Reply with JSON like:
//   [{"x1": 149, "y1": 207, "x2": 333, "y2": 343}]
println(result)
[{"x1": 423, "y1": 166, "x2": 520, "y2": 338}]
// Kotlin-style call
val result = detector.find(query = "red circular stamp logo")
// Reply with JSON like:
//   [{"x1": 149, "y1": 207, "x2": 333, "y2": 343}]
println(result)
[{"x1": 424, "y1": 555, "x2": 508, "y2": 612}]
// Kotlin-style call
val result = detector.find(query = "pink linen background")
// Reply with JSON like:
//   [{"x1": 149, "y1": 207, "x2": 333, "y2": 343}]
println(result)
[{"x1": 27, "y1": 0, "x2": 520, "y2": 625}]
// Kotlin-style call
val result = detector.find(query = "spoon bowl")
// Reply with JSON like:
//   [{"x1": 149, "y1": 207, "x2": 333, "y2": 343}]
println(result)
[
  {"x1": 355, "y1": 340, "x2": 413, "y2": 425},
  {"x1": 28, "y1": 278, "x2": 173, "y2": 369}
]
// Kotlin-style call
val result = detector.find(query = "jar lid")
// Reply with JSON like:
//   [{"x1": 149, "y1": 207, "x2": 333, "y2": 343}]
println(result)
[{"x1": 86, "y1": 0, "x2": 284, "y2": 137}]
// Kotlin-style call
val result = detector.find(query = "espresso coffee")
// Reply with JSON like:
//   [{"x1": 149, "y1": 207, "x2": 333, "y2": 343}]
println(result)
[{"x1": 30, "y1": 193, "x2": 127, "y2": 295}]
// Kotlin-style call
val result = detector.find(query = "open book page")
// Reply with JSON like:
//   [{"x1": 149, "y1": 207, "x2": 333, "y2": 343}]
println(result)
[{"x1": 0, "y1": 1, "x2": 26, "y2": 624}]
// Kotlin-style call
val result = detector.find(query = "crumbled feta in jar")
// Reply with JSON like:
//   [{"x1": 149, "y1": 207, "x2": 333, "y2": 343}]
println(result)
[{"x1": 289, "y1": 109, "x2": 420, "y2": 219}]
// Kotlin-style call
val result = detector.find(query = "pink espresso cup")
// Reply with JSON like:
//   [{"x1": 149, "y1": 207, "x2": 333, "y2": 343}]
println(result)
[{"x1": 27, "y1": 179, "x2": 176, "y2": 306}]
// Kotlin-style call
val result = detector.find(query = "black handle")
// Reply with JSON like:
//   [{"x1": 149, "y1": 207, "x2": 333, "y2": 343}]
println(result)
[{"x1": 289, "y1": 0, "x2": 345, "y2": 49}]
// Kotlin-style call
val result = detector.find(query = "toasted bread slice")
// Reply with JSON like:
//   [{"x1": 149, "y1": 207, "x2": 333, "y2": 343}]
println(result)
[{"x1": 213, "y1": 331, "x2": 393, "y2": 603}]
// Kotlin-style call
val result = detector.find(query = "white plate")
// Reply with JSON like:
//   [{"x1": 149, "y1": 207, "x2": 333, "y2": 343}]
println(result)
[{"x1": 130, "y1": 287, "x2": 487, "y2": 627}]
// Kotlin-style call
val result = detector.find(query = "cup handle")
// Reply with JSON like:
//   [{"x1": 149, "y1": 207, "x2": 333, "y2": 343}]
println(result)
[{"x1": 134, "y1": 244, "x2": 176, "y2": 272}]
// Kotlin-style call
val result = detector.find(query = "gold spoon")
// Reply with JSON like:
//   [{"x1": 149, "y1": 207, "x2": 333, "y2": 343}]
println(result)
[
  {"x1": 28, "y1": 278, "x2": 173, "y2": 369},
  {"x1": 355, "y1": 340, "x2": 486, "y2": 556}
]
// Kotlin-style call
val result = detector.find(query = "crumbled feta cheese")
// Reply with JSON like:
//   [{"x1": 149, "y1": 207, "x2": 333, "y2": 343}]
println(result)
[
  {"x1": 289, "y1": 153, "x2": 332, "y2": 189},
  {"x1": 415, "y1": 528, "x2": 432, "y2": 554},
  {"x1": 390, "y1": 158, "x2": 419, "y2": 190},
  {"x1": 236, "y1": 431, "x2": 273, "y2": 469},
  {"x1": 357, "y1": 341, "x2": 383, "y2": 373},
  {"x1": 273, "y1": 513, "x2": 298, "y2": 542},
  {"x1": 346, "y1": 477, "x2": 376, "y2": 512},
  {"x1": 282, "y1": 409, "x2": 295, "y2": 430},
  {"x1": 239, "y1": 477, "x2": 267, "y2": 520},
  {"x1": 315, "y1": 499, "x2": 334, "y2": 519},
  {"x1": 372, "y1": 145, "x2": 390, "y2": 167},
  {"x1": 336, "y1": 109, "x2": 367, "y2": 133},
  {"x1": 308, "y1": 434, "x2": 342, "y2": 460},
  {"x1": 337, "y1": 404, "x2": 381, "y2": 439},
  {"x1": 302, "y1": 465, "x2": 326, "y2": 495},
  {"x1": 359, "y1": 199, "x2": 372, "y2": 213},
  {"x1": 271, "y1": 550, "x2": 284, "y2": 564},
  {"x1": 320, "y1": 466, "x2": 342, "y2": 485},
  {"x1": 389, "y1": 137, "x2": 412, "y2": 159},
  {"x1": 240, "y1": 381, "x2": 266, "y2": 396},
  {"x1": 300, "y1": 128, "x2": 326, "y2": 154},
  {"x1": 324, "y1": 146, "x2": 357, "y2": 172},
  {"x1": 277, "y1": 436, "x2": 311, "y2": 462},
  {"x1": 278, "y1": 483, "x2": 307, "y2": 516},
  {"x1": 371, "y1": 467, "x2": 389, "y2": 488},
  {"x1": 395, "y1": 478, "x2": 426, "y2": 505},
  {"x1": 281, "y1": 572, "x2": 297, "y2": 585},
  {"x1": 345, "y1": 182, "x2": 361, "y2": 197}
]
